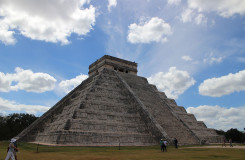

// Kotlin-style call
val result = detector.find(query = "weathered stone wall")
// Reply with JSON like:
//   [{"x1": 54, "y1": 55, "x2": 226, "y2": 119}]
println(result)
[
  {"x1": 118, "y1": 72, "x2": 201, "y2": 145},
  {"x1": 17, "y1": 57, "x2": 222, "y2": 146},
  {"x1": 17, "y1": 74, "x2": 96, "y2": 142},
  {"x1": 89, "y1": 55, "x2": 137, "y2": 76},
  {"x1": 158, "y1": 91, "x2": 223, "y2": 143},
  {"x1": 17, "y1": 69, "x2": 157, "y2": 146}
]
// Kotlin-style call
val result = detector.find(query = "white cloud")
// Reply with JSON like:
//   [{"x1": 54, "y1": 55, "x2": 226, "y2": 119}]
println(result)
[
  {"x1": 148, "y1": 67, "x2": 195, "y2": 99},
  {"x1": 195, "y1": 13, "x2": 207, "y2": 25},
  {"x1": 203, "y1": 52, "x2": 224, "y2": 64},
  {"x1": 0, "y1": 0, "x2": 95, "y2": 45},
  {"x1": 187, "y1": 105, "x2": 245, "y2": 131},
  {"x1": 181, "y1": 8, "x2": 207, "y2": 25},
  {"x1": 0, "y1": 22, "x2": 16, "y2": 45},
  {"x1": 0, "y1": 72, "x2": 12, "y2": 92},
  {"x1": 168, "y1": 0, "x2": 181, "y2": 5},
  {"x1": 199, "y1": 70, "x2": 245, "y2": 97},
  {"x1": 59, "y1": 74, "x2": 88, "y2": 93},
  {"x1": 108, "y1": 0, "x2": 117, "y2": 12},
  {"x1": 181, "y1": 8, "x2": 194, "y2": 23},
  {"x1": 203, "y1": 57, "x2": 223, "y2": 64},
  {"x1": 0, "y1": 67, "x2": 56, "y2": 93},
  {"x1": 188, "y1": 0, "x2": 245, "y2": 18},
  {"x1": 0, "y1": 97, "x2": 50, "y2": 115},
  {"x1": 127, "y1": 17, "x2": 172, "y2": 44},
  {"x1": 182, "y1": 55, "x2": 192, "y2": 61}
]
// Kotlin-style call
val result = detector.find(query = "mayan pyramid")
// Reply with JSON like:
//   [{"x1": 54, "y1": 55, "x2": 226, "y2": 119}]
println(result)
[{"x1": 16, "y1": 55, "x2": 222, "y2": 146}]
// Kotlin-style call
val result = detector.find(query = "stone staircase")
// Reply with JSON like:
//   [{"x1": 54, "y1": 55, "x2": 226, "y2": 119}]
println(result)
[
  {"x1": 118, "y1": 72, "x2": 201, "y2": 145},
  {"x1": 158, "y1": 87, "x2": 223, "y2": 143}
]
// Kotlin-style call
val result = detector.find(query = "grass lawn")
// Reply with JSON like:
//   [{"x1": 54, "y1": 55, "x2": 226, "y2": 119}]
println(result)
[{"x1": 1, "y1": 141, "x2": 244, "y2": 160}]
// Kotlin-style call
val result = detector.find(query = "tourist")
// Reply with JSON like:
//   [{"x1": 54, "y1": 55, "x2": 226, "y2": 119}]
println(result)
[
  {"x1": 222, "y1": 137, "x2": 226, "y2": 147},
  {"x1": 13, "y1": 139, "x2": 18, "y2": 160},
  {"x1": 163, "y1": 139, "x2": 168, "y2": 152},
  {"x1": 173, "y1": 138, "x2": 178, "y2": 149},
  {"x1": 5, "y1": 138, "x2": 18, "y2": 160},
  {"x1": 229, "y1": 139, "x2": 233, "y2": 147},
  {"x1": 160, "y1": 139, "x2": 164, "y2": 152}
]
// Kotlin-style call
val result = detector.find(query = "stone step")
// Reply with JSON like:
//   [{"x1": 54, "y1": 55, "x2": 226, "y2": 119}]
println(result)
[
  {"x1": 35, "y1": 130, "x2": 157, "y2": 146},
  {"x1": 177, "y1": 113, "x2": 197, "y2": 121},
  {"x1": 81, "y1": 100, "x2": 130, "y2": 110},
  {"x1": 120, "y1": 73, "x2": 200, "y2": 144},
  {"x1": 119, "y1": 73, "x2": 148, "y2": 84},
  {"x1": 86, "y1": 91, "x2": 129, "y2": 99},
  {"x1": 90, "y1": 85, "x2": 125, "y2": 93},
  {"x1": 74, "y1": 108, "x2": 141, "y2": 118},
  {"x1": 68, "y1": 119, "x2": 149, "y2": 133},
  {"x1": 185, "y1": 122, "x2": 207, "y2": 129},
  {"x1": 169, "y1": 105, "x2": 187, "y2": 114},
  {"x1": 85, "y1": 95, "x2": 132, "y2": 105},
  {"x1": 191, "y1": 129, "x2": 218, "y2": 137}
]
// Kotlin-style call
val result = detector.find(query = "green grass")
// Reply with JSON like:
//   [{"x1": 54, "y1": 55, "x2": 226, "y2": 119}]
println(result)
[{"x1": 1, "y1": 141, "x2": 244, "y2": 160}]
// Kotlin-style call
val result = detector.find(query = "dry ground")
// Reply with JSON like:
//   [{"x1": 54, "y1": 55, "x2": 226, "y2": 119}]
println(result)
[
  {"x1": 1, "y1": 141, "x2": 245, "y2": 160},
  {"x1": 186, "y1": 145, "x2": 245, "y2": 149}
]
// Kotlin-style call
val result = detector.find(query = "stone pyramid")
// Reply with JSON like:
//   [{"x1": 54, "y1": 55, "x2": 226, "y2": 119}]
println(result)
[{"x1": 16, "y1": 55, "x2": 222, "y2": 146}]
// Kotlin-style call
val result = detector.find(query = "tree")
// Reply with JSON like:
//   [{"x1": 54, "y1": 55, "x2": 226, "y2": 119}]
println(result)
[
  {"x1": 216, "y1": 128, "x2": 245, "y2": 143},
  {"x1": 0, "y1": 113, "x2": 38, "y2": 140},
  {"x1": 225, "y1": 128, "x2": 245, "y2": 143},
  {"x1": 0, "y1": 116, "x2": 10, "y2": 140},
  {"x1": 216, "y1": 129, "x2": 225, "y2": 135}
]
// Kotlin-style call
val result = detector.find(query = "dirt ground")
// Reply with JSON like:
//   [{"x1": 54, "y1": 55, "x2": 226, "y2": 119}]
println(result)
[{"x1": 186, "y1": 145, "x2": 245, "y2": 149}]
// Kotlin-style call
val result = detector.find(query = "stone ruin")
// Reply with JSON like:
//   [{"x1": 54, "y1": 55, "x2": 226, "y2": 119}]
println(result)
[{"x1": 16, "y1": 55, "x2": 222, "y2": 146}]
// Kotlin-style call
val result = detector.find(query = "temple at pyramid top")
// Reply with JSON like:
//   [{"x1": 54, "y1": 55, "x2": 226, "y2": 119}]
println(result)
[{"x1": 88, "y1": 55, "x2": 138, "y2": 76}]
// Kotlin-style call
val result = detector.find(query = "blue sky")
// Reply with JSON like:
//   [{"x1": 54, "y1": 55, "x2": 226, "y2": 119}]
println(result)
[{"x1": 0, "y1": 0, "x2": 245, "y2": 131}]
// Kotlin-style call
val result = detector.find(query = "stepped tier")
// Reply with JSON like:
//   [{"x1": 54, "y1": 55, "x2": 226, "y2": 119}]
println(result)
[
  {"x1": 17, "y1": 69, "x2": 158, "y2": 146},
  {"x1": 16, "y1": 55, "x2": 222, "y2": 146}
]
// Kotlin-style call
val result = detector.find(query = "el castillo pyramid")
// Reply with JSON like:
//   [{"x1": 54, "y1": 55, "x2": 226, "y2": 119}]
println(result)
[{"x1": 16, "y1": 55, "x2": 222, "y2": 146}]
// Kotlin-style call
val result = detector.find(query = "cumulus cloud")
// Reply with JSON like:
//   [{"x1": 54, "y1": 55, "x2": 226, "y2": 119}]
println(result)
[
  {"x1": 168, "y1": 0, "x2": 181, "y2": 5},
  {"x1": 181, "y1": 8, "x2": 207, "y2": 24},
  {"x1": 199, "y1": 70, "x2": 245, "y2": 97},
  {"x1": 148, "y1": 67, "x2": 195, "y2": 99},
  {"x1": 108, "y1": 0, "x2": 117, "y2": 12},
  {"x1": 0, "y1": 67, "x2": 56, "y2": 93},
  {"x1": 59, "y1": 74, "x2": 88, "y2": 93},
  {"x1": 188, "y1": 0, "x2": 245, "y2": 18},
  {"x1": 0, "y1": 0, "x2": 95, "y2": 45},
  {"x1": 0, "y1": 97, "x2": 50, "y2": 115},
  {"x1": 0, "y1": 23, "x2": 16, "y2": 45},
  {"x1": 127, "y1": 17, "x2": 172, "y2": 44},
  {"x1": 187, "y1": 105, "x2": 245, "y2": 131},
  {"x1": 182, "y1": 55, "x2": 193, "y2": 61}
]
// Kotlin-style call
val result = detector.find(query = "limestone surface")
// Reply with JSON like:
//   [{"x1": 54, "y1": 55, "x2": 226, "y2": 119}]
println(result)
[{"x1": 16, "y1": 55, "x2": 222, "y2": 146}]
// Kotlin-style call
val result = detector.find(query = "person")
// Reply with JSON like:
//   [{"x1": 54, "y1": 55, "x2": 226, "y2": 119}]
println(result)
[
  {"x1": 229, "y1": 139, "x2": 233, "y2": 147},
  {"x1": 163, "y1": 139, "x2": 167, "y2": 152},
  {"x1": 13, "y1": 139, "x2": 18, "y2": 160},
  {"x1": 222, "y1": 137, "x2": 226, "y2": 147},
  {"x1": 5, "y1": 138, "x2": 18, "y2": 160},
  {"x1": 173, "y1": 138, "x2": 178, "y2": 149},
  {"x1": 160, "y1": 139, "x2": 164, "y2": 152}
]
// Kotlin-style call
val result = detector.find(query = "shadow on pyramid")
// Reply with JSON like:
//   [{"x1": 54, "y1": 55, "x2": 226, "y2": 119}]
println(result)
[{"x1": 16, "y1": 55, "x2": 223, "y2": 146}]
